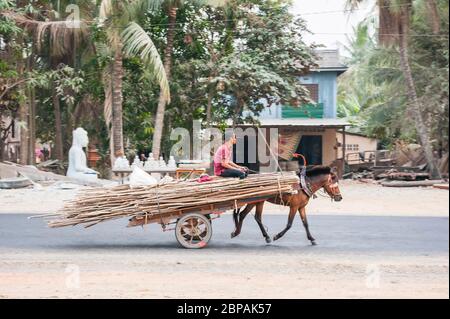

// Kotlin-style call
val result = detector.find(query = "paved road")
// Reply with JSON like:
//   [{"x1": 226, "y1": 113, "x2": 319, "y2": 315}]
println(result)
[
  {"x1": 0, "y1": 214, "x2": 448, "y2": 255},
  {"x1": 0, "y1": 213, "x2": 448, "y2": 298}
]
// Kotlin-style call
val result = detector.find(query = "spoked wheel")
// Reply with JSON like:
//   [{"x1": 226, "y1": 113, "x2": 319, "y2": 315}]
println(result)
[{"x1": 175, "y1": 213, "x2": 212, "y2": 249}]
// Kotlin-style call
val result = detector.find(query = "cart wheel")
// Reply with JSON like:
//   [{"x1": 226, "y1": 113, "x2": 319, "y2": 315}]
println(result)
[{"x1": 175, "y1": 213, "x2": 212, "y2": 249}]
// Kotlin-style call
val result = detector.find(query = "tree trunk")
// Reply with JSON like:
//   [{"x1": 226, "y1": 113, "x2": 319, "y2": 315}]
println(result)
[
  {"x1": 15, "y1": 36, "x2": 28, "y2": 165},
  {"x1": 52, "y1": 84, "x2": 64, "y2": 161},
  {"x1": 426, "y1": 0, "x2": 440, "y2": 34},
  {"x1": 103, "y1": 76, "x2": 115, "y2": 167},
  {"x1": 0, "y1": 137, "x2": 4, "y2": 162},
  {"x1": 232, "y1": 94, "x2": 244, "y2": 128},
  {"x1": 26, "y1": 85, "x2": 36, "y2": 165},
  {"x1": 151, "y1": 6, "x2": 178, "y2": 159},
  {"x1": 397, "y1": 14, "x2": 441, "y2": 179},
  {"x1": 206, "y1": 85, "x2": 214, "y2": 125},
  {"x1": 112, "y1": 46, "x2": 124, "y2": 158},
  {"x1": 18, "y1": 96, "x2": 28, "y2": 165}
]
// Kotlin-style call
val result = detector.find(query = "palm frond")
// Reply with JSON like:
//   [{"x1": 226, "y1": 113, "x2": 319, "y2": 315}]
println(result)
[
  {"x1": 121, "y1": 22, "x2": 170, "y2": 103},
  {"x1": 345, "y1": 0, "x2": 364, "y2": 10}
]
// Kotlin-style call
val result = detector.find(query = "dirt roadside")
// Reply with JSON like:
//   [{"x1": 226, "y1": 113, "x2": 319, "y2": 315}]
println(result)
[
  {"x1": 1, "y1": 180, "x2": 448, "y2": 216},
  {"x1": 0, "y1": 180, "x2": 448, "y2": 299},
  {"x1": 0, "y1": 251, "x2": 447, "y2": 299}
]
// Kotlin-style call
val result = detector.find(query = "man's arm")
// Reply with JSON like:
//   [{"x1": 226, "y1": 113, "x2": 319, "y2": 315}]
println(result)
[
  {"x1": 220, "y1": 159, "x2": 235, "y2": 170},
  {"x1": 219, "y1": 146, "x2": 247, "y2": 171},
  {"x1": 222, "y1": 159, "x2": 246, "y2": 171}
]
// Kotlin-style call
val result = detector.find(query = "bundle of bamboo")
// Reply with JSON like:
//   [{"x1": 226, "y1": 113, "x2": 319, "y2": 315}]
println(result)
[{"x1": 46, "y1": 172, "x2": 299, "y2": 228}]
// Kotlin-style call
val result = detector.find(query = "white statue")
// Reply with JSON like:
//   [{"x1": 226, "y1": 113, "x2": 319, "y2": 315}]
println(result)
[
  {"x1": 144, "y1": 157, "x2": 156, "y2": 170},
  {"x1": 113, "y1": 155, "x2": 131, "y2": 170},
  {"x1": 131, "y1": 155, "x2": 143, "y2": 169},
  {"x1": 67, "y1": 127, "x2": 98, "y2": 181},
  {"x1": 168, "y1": 155, "x2": 177, "y2": 169},
  {"x1": 159, "y1": 156, "x2": 167, "y2": 168}
]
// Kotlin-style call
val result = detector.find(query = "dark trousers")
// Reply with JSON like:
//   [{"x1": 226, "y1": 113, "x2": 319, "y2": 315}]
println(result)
[{"x1": 220, "y1": 168, "x2": 248, "y2": 179}]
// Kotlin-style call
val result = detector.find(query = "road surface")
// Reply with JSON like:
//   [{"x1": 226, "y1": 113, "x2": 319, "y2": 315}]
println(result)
[{"x1": 0, "y1": 213, "x2": 448, "y2": 298}]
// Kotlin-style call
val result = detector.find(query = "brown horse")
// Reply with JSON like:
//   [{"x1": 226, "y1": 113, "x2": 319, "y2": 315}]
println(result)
[{"x1": 231, "y1": 166, "x2": 343, "y2": 245}]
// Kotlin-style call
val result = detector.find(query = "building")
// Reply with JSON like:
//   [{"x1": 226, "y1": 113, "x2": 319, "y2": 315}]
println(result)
[
  {"x1": 0, "y1": 116, "x2": 20, "y2": 162},
  {"x1": 336, "y1": 131, "x2": 378, "y2": 163},
  {"x1": 235, "y1": 49, "x2": 350, "y2": 175}
]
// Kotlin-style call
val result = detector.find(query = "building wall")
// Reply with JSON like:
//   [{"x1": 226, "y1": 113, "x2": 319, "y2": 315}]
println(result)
[
  {"x1": 299, "y1": 72, "x2": 338, "y2": 118},
  {"x1": 336, "y1": 132, "x2": 378, "y2": 159},
  {"x1": 298, "y1": 128, "x2": 338, "y2": 166},
  {"x1": 250, "y1": 71, "x2": 339, "y2": 120},
  {"x1": 1, "y1": 116, "x2": 21, "y2": 162},
  {"x1": 253, "y1": 127, "x2": 339, "y2": 172}
]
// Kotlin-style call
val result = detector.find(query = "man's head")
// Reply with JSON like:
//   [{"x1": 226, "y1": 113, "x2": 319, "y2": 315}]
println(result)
[{"x1": 226, "y1": 133, "x2": 237, "y2": 145}]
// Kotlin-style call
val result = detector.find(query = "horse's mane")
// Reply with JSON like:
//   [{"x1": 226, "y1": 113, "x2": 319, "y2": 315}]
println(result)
[{"x1": 304, "y1": 165, "x2": 331, "y2": 177}]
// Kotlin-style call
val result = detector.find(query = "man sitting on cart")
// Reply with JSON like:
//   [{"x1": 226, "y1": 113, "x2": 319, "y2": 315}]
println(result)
[{"x1": 213, "y1": 133, "x2": 248, "y2": 179}]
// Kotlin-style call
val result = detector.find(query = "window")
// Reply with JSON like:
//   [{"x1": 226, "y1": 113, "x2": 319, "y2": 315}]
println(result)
[
  {"x1": 303, "y1": 84, "x2": 319, "y2": 103},
  {"x1": 346, "y1": 144, "x2": 359, "y2": 151}
]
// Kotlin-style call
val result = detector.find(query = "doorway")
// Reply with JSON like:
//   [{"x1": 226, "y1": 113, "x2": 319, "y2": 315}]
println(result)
[{"x1": 297, "y1": 135, "x2": 323, "y2": 165}]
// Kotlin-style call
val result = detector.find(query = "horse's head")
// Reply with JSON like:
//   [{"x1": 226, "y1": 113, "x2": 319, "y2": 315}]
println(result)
[
  {"x1": 322, "y1": 168, "x2": 342, "y2": 202},
  {"x1": 302, "y1": 166, "x2": 343, "y2": 201}
]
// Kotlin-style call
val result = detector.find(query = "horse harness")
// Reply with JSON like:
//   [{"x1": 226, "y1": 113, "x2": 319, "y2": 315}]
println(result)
[{"x1": 299, "y1": 167, "x2": 317, "y2": 199}]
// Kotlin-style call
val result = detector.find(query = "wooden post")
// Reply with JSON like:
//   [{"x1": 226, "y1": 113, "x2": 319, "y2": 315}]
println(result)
[{"x1": 342, "y1": 126, "x2": 346, "y2": 175}]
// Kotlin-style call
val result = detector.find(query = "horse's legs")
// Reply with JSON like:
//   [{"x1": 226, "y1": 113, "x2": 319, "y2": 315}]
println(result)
[
  {"x1": 232, "y1": 208, "x2": 241, "y2": 229},
  {"x1": 273, "y1": 205, "x2": 297, "y2": 241},
  {"x1": 254, "y1": 202, "x2": 271, "y2": 244},
  {"x1": 231, "y1": 204, "x2": 255, "y2": 238},
  {"x1": 299, "y1": 207, "x2": 316, "y2": 245}
]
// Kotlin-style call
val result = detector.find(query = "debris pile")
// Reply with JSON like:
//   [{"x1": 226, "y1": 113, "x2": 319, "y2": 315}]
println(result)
[{"x1": 343, "y1": 143, "x2": 448, "y2": 187}]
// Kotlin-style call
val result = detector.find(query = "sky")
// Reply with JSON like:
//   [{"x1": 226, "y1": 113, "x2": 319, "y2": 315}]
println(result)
[{"x1": 290, "y1": 0, "x2": 375, "y2": 54}]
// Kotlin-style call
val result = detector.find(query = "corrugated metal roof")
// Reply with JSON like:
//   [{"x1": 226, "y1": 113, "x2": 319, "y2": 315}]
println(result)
[{"x1": 314, "y1": 49, "x2": 348, "y2": 72}]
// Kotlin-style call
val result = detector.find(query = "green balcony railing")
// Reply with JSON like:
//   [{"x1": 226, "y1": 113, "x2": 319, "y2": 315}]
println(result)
[{"x1": 282, "y1": 103, "x2": 324, "y2": 119}]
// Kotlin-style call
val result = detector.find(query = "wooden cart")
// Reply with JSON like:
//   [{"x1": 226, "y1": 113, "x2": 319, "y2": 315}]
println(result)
[
  {"x1": 127, "y1": 194, "x2": 279, "y2": 249},
  {"x1": 45, "y1": 173, "x2": 300, "y2": 249}
]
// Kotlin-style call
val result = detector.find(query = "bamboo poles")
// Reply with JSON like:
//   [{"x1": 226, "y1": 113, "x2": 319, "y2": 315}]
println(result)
[{"x1": 46, "y1": 172, "x2": 299, "y2": 228}]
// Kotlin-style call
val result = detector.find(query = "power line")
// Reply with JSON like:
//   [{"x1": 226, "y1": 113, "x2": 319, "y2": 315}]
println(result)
[
  {"x1": 71, "y1": 2, "x2": 446, "y2": 38},
  {"x1": 74, "y1": 1, "x2": 411, "y2": 28},
  {"x1": 14, "y1": 2, "x2": 448, "y2": 38}
]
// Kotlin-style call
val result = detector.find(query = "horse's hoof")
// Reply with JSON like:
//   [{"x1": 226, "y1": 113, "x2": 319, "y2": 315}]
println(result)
[
  {"x1": 231, "y1": 232, "x2": 238, "y2": 239},
  {"x1": 265, "y1": 237, "x2": 272, "y2": 244},
  {"x1": 273, "y1": 235, "x2": 279, "y2": 241},
  {"x1": 311, "y1": 241, "x2": 317, "y2": 246}
]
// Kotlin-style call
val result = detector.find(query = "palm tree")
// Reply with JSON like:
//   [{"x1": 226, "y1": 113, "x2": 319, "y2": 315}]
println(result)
[
  {"x1": 4, "y1": 1, "x2": 171, "y2": 166},
  {"x1": 151, "y1": 0, "x2": 181, "y2": 159},
  {"x1": 99, "y1": 0, "x2": 170, "y2": 163},
  {"x1": 151, "y1": 0, "x2": 226, "y2": 158},
  {"x1": 347, "y1": 0, "x2": 443, "y2": 178}
]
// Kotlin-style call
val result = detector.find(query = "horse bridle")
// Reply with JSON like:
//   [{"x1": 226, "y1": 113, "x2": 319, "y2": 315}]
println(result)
[{"x1": 320, "y1": 174, "x2": 340, "y2": 200}]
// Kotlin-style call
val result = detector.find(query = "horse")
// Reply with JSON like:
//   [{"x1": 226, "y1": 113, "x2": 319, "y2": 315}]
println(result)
[{"x1": 231, "y1": 165, "x2": 343, "y2": 245}]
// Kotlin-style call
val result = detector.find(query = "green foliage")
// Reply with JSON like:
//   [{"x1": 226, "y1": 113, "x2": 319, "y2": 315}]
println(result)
[
  {"x1": 203, "y1": 0, "x2": 316, "y2": 124},
  {"x1": 338, "y1": 1, "x2": 449, "y2": 152},
  {"x1": 2, "y1": 0, "x2": 317, "y2": 161}
]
